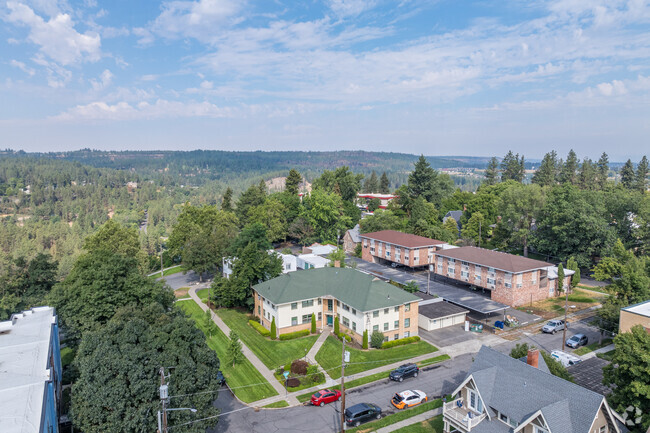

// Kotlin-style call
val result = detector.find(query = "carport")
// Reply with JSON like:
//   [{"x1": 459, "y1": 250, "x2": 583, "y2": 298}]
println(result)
[{"x1": 418, "y1": 301, "x2": 469, "y2": 331}]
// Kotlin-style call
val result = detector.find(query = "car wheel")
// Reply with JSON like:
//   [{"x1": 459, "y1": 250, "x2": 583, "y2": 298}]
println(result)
[
  {"x1": 414, "y1": 372, "x2": 418, "y2": 378},
  {"x1": 552, "y1": 330, "x2": 556, "y2": 334},
  {"x1": 355, "y1": 421, "x2": 361, "y2": 427},
  {"x1": 376, "y1": 414, "x2": 381, "y2": 419},
  {"x1": 399, "y1": 377, "x2": 403, "y2": 382},
  {"x1": 320, "y1": 402, "x2": 324, "y2": 407}
]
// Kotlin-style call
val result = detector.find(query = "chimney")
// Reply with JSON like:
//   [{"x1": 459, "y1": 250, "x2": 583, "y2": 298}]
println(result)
[
  {"x1": 334, "y1": 260, "x2": 341, "y2": 268},
  {"x1": 526, "y1": 349, "x2": 539, "y2": 369}
]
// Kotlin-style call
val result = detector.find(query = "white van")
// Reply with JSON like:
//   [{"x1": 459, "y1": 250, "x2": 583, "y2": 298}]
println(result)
[{"x1": 551, "y1": 350, "x2": 582, "y2": 367}]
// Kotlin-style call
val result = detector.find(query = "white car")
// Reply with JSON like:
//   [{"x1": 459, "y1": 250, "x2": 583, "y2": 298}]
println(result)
[
  {"x1": 551, "y1": 350, "x2": 582, "y2": 367},
  {"x1": 391, "y1": 390, "x2": 427, "y2": 409}
]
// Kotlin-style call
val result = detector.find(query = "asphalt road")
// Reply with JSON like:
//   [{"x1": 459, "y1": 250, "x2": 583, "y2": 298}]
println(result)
[
  {"x1": 516, "y1": 316, "x2": 607, "y2": 355},
  {"x1": 208, "y1": 354, "x2": 474, "y2": 433},
  {"x1": 159, "y1": 270, "x2": 210, "y2": 290}
]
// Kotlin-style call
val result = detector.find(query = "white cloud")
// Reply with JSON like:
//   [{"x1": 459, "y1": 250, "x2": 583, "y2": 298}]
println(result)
[
  {"x1": 10, "y1": 59, "x2": 36, "y2": 76},
  {"x1": 90, "y1": 69, "x2": 113, "y2": 90},
  {"x1": 328, "y1": 0, "x2": 377, "y2": 18},
  {"x1": 596, "y1": 79, "x2": 627, "y2": 96},
  {"x1": 31, "y1": 54, "x2": 71, "y2": 87},
  {"x1": 200, "y1": 80, "x2": 213, "y2": 89},
  {"x1": 5, "y1": 1, "x2": 101, "y2": 65}
]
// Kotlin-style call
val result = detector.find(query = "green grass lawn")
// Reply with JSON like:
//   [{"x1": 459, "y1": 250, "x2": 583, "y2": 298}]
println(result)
[
  {"x1": 577, "y1": 284, "x2": 609, "y2": 294},
  {"x1": 263, "y1": 400, "x2": 289, "y2": 408},
  {"x1": 596, "y1": 349, "x2": 616, "y2": 361},
  {"x1": 315, "y1": 336, "x2": 438, "y2": 380},
  {"x1": 574, "y1": 338, "x2": 614, "y2": 356},
  {"x1": 216, "y1": 308, "x2": 319, "y2": 369},
  {"x1": 417, "y1": 355, "x2": 451, "y2": 367},
  {"x1": 196, "y1": 288, "x2": 210, "y2": 301},
  {"x1": 149, "y1": 265, "x2": 186, "y2": 279},
  {"x1": 392, "y1": 415, "x2": 443, "y2": 433},
  {"x1": 274, "y1": 371, "x2": 326, "y2": 392},
  {"x1": 346, "y1": 397, "x2": 446, "y2": 433},
  {"x1": 178, "y1": 300, "x2": 278, "y2": 403}
]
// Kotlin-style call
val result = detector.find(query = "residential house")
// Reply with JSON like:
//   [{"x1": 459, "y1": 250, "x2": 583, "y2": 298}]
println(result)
[
  {"x1": 619, "y1": 299, "x2": 650, "y2": 334},
  {"x1": 302, "y1": 243, "x2": 338, "y2": 256},
  {"x1": 443, "y1": 210, "x2": 463, "y2": 236},
  {"x1": 360, "y1": 230, "x2": 447, "y2": 269},
  {"x1": 343, "y1": 224, "x2": 361, "y2": 254},
  {"x1": 433, "y1": 247, "x2": 573, "y2": 307},
  {"x1": 0, "y1": 307, "x2": 62, "y2": 433},
  {"x1": 356, "y1": 193, "x2": 398, "y2": 210},
  {"x1": 296, "y1": 254, "x2": 330, "y2": 270},
  {"x1": 252, "y1": 268, "x2": 419, "y2": 344},
  {"x1": 443, "y1": 345, "x2": 624, "y2": 433}
]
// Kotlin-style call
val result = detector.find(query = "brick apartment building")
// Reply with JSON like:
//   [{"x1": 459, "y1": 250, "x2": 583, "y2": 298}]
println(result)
[
  {"x1": 252, "y1": 268, "x2": 419, "y2": 344},
  {"x1": 433, "y1": 246, "x2": 573, "y2": 307},
  {"x1": 359, "y1": 230, "x2": 447, "y2": 269}
]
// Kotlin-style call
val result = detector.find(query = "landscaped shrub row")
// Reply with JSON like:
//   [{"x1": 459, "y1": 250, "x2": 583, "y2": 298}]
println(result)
[
  {"x1": 336, "y1": 331, "x2": 352, "y2": 342},
  {"x1": 279, "y1": 329, "x2": 310, "y2": 340},
  {"x1": 382, "y1": 336, "x2": 420, "y2": 349},
  {"x1": 248, "y1": 320, "x2": 270, "y2": 337}
]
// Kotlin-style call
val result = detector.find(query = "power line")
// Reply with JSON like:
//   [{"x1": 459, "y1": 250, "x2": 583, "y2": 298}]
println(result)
[{"x1": 167, "y1": 407, "x2": 251, "y2": 430}]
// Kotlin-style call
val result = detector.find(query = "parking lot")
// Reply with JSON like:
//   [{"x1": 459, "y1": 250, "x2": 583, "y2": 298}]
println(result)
[{"x1": 517, "y1": 316, "x2": 606, "y2": 355}]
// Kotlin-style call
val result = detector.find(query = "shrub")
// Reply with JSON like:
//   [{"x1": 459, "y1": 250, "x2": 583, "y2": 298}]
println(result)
[
  {"x1": 248, "y1": 320, "x2": 270, "y2": 337},
  {"x1": 362, "y1": 330, "x2": 369, "y2": 349},
  {"x1": 354, "y1": 243, "x2": 362, "y2": 258},
  {"x1": 371, "y1": 331, "x2": 385, "y2": 349},
  {"x1": 311, "y1": 313, "x2": 316, "y2": 334},
  {"x1": 270, "y1": 317, "x2": 277, "y2": 340},
  {"x1": 291, "y1": 360, "x2": 309, "y2": 376},
  {"x1": 381, "y1": 336, "x2": 420, "y2": 349},
  {"x1": 284, "y1": 362, "x2": 292, "y2": 373},
  {"x1": 286, "y1": 378, "x2": 301, "y2": 388},
  {"x1": 336, "y1": 331, "x2": 352, "y2": 342},
  {"x1": 279, "y1": 329, "x2": 310, "y2": 340},
  {"x1": 306, "y1": 365, "x2": 319, "y2": 376},
  {"x1": 334, "y1": 316, "x2": 340, "y2": 335}
]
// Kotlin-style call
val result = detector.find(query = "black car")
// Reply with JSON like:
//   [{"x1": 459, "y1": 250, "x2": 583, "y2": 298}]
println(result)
[
  {"x1": 389, "y1": 363, "x2": 419, "y2": 382},
  {"x1": 217, "y1": 370, "x2": 226, "y2": 386},
  {"x1": 344, "y1": 403, "x2": 382, "y2": 427}
]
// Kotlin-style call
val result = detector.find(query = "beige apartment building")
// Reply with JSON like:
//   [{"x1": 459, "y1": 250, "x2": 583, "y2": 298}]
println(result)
[
  {"x1": 619, "y1": 299, "x2": 650, "y2": 334},
  {"x1": 360, "y1": 230, "x2": 447, "y2": 269}
]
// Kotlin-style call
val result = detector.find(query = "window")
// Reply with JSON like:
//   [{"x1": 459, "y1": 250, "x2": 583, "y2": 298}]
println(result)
[
  {"x1": 599, "y1": 426, "x2": 607, "y2": 433},
  {"x1": 352, "y1": 322, "x2": 356, "y2": 332},
  {"x1": 534, "y1": 427, "x2": 548, "y2": 433},
  {"x1": 258, "y1": 294, "x2": 261, "y2": 300},
  {"x1": 371, "y1": 247, "x2": 375, "y2": 253},
  {"x1": 384, "y1": 322, "x2": 389, "y2": 331},
  {"x1": 318, "y1": 312, "x2": 322, "y2": 321},
  {"x1": 437, "y1": 257, "x2": 443, "y2": 265},
  {"x1": 516, "y1": 274, "x2": 523, "y2": 288},
  {"x1": 404, "y1": 331, "x2": 410, "y2": 338},
  {"x1": 404, "y1": 318, "x2": 410, "y2": 328},
  {"x1": 336, "y1": 300, "x2": 340, "y2": 307},
  {"x1": 302, "y1": 315, "x2": 310, "y2": 324},
  {"x1": 258, "y1": 306, "x2": 261, "y2": 315},
  {"x1": 318, "y1": 298, "x2": 322, "y2": 305},
  {"x1": 373, "y1": 310, "x2": 379, "y2": 318},
  {"x1": 405, "y1": 303, "x2": 411, "y2": 312},
  {"x1": 352, "y1": 308, "x2": 356, "y2": 315},
  {"x1": 475, "y1": 275, "x2": 481, "y2": 282},
  {"x1": 384, "y1": 336, "x2": 389, "y2": 342},
  {"x1": 342, "y1": 317, "x2": 350, "y2": 327},
  {"x1": 302, "y1": 300, "x2": 313, "y2": 308},
  {"x1": 468, "y1": 389, "x2": 483, "y2": 413},
  {"x1": 291, "y1": 302, "x2": 298, "y2": 310},
  {"x1": 384, "y1": 308, "x2": 389, "y2": 314},
  {"x1": 285, "y1": 263, "x2": 291, "y2": 270},
  {"x1": 394, "y1": 306, "x2": 399, "y2": 312},
  {"x1": 292, "y1": 316, "x2": 298, "y2": 326},
  {"x1": 499, "y1": 413, "x2": 508, "y2": 422},
  {"x1": 487, "y1": 277, "x2": 496, "y2": 285},
  {"x1": 394, "y1": 320, "x2": 399, "y2": 328},
  {"x1": 505, "y1": 282, "x2": 512, "y2": 288},
  {"x1": 373, "y1": 325, "x2": 379, "y2": 332},
  {"x1": 342, "y1": 304, "x2": 350, "y2": 311},
  {"x1": 414, "y1": 255, "x2": 419, "y2": 262},
  {"x1": 449, "y1": 258, "x2": 455, "y2": 264},
  {"x1": 474, "y1": 265, "x2": 481, "y2": 275},
  {"x1": 363, "y1": 239, "x2": 368, "y2": 247},
  {"x1": 394, "y1": 334, "x2": 399, "y2": 340},
  {"x1": 386, "y1": 251, "x2": 391, "y2": 258}
]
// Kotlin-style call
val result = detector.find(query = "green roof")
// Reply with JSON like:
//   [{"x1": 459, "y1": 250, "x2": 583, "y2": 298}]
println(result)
[{"x1": 253, "y1": 268, "x2": 419, "y2": 312}]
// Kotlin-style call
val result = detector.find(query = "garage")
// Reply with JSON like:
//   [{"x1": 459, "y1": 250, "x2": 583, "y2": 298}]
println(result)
[{"x1": 418, "y1": 300, "x2": 469, "y2": 331}]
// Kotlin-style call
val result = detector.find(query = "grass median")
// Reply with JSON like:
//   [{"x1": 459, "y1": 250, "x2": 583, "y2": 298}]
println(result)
[
  {"x1": 574, "y1": 338, "x2": 613, "y2": 356},
  {"x1": 392, "y1": 414, "x2": 443, "y2": 432},
  {"x1": 178, "y1": 300, "x2": 278, "y2": 403},
  {"x1": 263, "y1": 400, "x2": 290, "y2": 408}
]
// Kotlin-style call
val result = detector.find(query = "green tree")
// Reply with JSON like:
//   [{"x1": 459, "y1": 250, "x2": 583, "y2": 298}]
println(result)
[
  {"x1": 603, "y1": 326, "x2": 650, "y2": 431},
  {"x1": 461, "y1": 212, "x2": 486, "y2": 246},
  {"x1": 285, "y1": 169, "x2": 303, "y2": 196},
  {"x1": 287, "y1": 217, "x2": 317, "y2": 245},
  {"x1": 557, "y1": 263, "x2": 565, "y2": 293},
  {"x1": 379, "y1": 172, "x2": 390, "y2": 193},
  {"x1": 228, "y1": 330, "x2": 245, "y2": 366},
  {"x1": 403, "y1": 281, "x2": 419, "y2": 293},
  {"x1": 621, "y1": 159, "x2": 636, "y2": 189},
  {"x1": 83, "y1": 219, "x2": 148, "y2": 272},
  {"x1": 408, "y1": 155, "x2": 453, "y2": 207},
  {"x1": 442, "y1": 216, "x2": 459, "y2": 240},
  {"x1": 236, "y1": 181, "x2": 267, "y2": 225},
  {"x1": 370, "y1": 331, "x2": 384, "y2": 349},
  {"x1": 222, "y1": 187, "x2": 233, "y2": 212},
  {"x1": 72, "y1": 305, "x2": 221, "y2": 433},
  {"x1": 500, "y1": 151, "x2": 525, "y2": 182},
  {"x1": 362, "y1": 330, "x2": 369, "y2": 349},
  {"x1": 368, "y1": 197, "x2": 381, "y2": 212},
  {"x1": 247, "y1": 197, "x2": 288, "y2": 242},
  {"x1": 495, "y1": 183, "x2": 545, "y2": 257},
  {"x1": 203, "y1": 308, "x2": 215, "y2": 337},
  {"x1": 578, "y1": 158, "x2": 597, "y2": 190},
  {"x1": 363, "y1": 171, "x2": 379, "y2": 193},
  {"x1": 270, "y1": 316, "x2": 277, "y2": 340},
  {"x1": 636, "y1": 155, "x2": 649, "y2": 192},
  {"x1": 0, "y1": 253, "x2": 58, "y2": 320},
  {"x1": 229, "y1": 222, "x2": 271, "y2": 254},
  {"x1": 596, "y1": 152, "x2": 609, "y2": 189},
  {"x1": 532, "y1": 151, "x2": 559, "y2": 187},
  {"x1": 558, "y1": 149, "x2": 579, "y2": 184},
  {"x1": 593, "y1": 239, "x2": 650, "y2": 305},
  {"x1": 334, "y1": 316, "x2": 340, "y2": 335},
  {"x1": 359, "y1": 209, "x2": 407, "y2": 234},
  {"x1": 311, "y1": 313, "x2": 316, "y2": 334},
  {"x1": 484, "y1": 157, "x2": 499, "y2": 185},
  {"x1": 301, "y1": 189, "x2": 350, "y2": 243},
  {"x1": 328, "y1": 248, "x2": 347, "y2": 268},
  {"x1": 183, "y1": 230, "x2": 218, "y2": 281},
  {"x1": 312, "y1": 166, "x2": 363, "y2": 202},
  {"x1": 566, "y1": 256, "x2": 580, "y2": 288}
]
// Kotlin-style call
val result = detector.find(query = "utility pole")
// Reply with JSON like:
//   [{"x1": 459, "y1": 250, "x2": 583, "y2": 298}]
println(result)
[
  {"x1": 158, "y1": 367, "x2": 168, "y2": 433},
  {"x1": 160, "y1": 241, "x2": 164, "y2": 278},
  {"x1": 427, "y1": 267, "x2": 430, "y2": 296},
  {"x1": 561, "y1": 284, "x2": 569, "y2": 352},
  {"x1": 340, "y1": 338, "x2": 346, "y2": 432},
  {"x1": 478, "y1": 221, "x2": 481, "y2": 249}
]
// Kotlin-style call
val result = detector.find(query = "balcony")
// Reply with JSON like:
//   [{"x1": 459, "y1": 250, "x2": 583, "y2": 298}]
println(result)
[{"x1": 443, "y1": 398, "x2": 487, "y2": 431}]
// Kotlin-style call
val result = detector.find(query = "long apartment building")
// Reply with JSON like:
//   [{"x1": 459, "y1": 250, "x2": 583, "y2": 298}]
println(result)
[
  {"x1": 252, "y1": 267, "x2": 420, "y2": 345},
  {"x1": 359, "y1": 230, "x2": 448, "y2": 269},
  {"x1": 433, "y1": 246, "x2": 573, "y2": 307}
]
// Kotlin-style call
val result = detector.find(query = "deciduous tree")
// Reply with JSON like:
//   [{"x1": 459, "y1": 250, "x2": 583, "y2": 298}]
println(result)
[{"x1": 495, "y1": 183, "x2": 545, "y2": 257}]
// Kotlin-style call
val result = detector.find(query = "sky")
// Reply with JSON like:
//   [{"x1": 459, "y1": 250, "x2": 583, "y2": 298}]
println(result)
[{"x1": 1, "y1": 0, "x2": 649, "y2": 160}]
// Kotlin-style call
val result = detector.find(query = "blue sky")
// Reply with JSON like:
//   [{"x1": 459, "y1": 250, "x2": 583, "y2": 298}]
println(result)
[{"x1": 1, "y1": 0, "x2": 649, "y2": 160}]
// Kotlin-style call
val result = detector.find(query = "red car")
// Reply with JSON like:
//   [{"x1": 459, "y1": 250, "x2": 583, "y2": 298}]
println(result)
[{"x1": 310, "y1": 389, "x2": 342, "y2": 407}]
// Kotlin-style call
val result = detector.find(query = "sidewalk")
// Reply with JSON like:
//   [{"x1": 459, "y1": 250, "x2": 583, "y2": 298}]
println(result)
[
  {"x1": 188, "y1": 287, "x2": 298, "y2": 405},
  {"x1": 581, "y1": 343, "x2": 615, "y2": 360},
  {"x1": 306, "y1": 328, "x2": 334, "y2": 383},
  {"x1": 375, "y1": 408, "x2": 442, "y2": 433}
]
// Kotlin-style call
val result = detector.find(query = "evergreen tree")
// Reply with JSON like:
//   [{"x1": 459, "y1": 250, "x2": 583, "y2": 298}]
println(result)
[
  {"x1": 566, "y1": 256, "x2": 580, "y2": 288},
  {"x1": 363, "y1": 171, "x2": 379, "y2": 193},
  {"x1": 362, "y1": 330, "x2": 369, "y2": 349},
  {"x1": 461, "y1": 212, "x2": 486, "y2": 247},
  {"x1": 409, "y1": 155, "x2": 436, "y2": 199},
  {"x1": 334, "y1": 316, "x2": 340, "y2": 335},
  {"x1": 500, "y1": 151, "x2": 524, "y2": 182},
  {"x1": 285, "y1": 169, "x2": 302, "y2": 196},
  {"x1": 311, "y1": 313, "x2": 316, "y2": 334},
  {"x1": 578, "y1": 158, "x2": 596, "y2": 190},
  {"x1": 559, "y1": 149, "x2": 579, "y2": 184},
  {"x1": 621, "y1": 159, "x2": 636, "y2": 189},
  {"x1": 222, "y1": 187, "x2": 233, "y2": 212},
  {"x1": 484, "y1": 157, "x2": 499, "y2": 185},
  {"x1": 596, "y1": 152, "x2": 609, "y2": 189},
  {"x1": 443, "y1": 216, "x2": 460, "y2": 239},
  {"x1": 379, "y1": 172, "x2": 390, "y2": 193},
  {"x1": 636, "y1": 155, "x2": 649, "y2": 192},
  {"x1": 557, "y1": 263, "x2": 565, "y2": 293},
  {"x1": 236, "y1": 182, "x2": 267, "y2": 225},
  {"x1": 227, "y1": 330, "x2": 244, "y2": 366},
  {"x1": 270, "y1": 316, "x2": 277, "y2": 340},
  {"x1": 370, "y1": 331, "x2": 385, "y2": 349},
  {"x1": 532, "y1": 151, "x2": 558, "y2": 187}
]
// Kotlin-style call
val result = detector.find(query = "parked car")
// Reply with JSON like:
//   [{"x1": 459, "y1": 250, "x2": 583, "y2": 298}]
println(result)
[
  {"x1": 389, "y1": 363, "x2": 419, "y2": 382},
  {"x1": 542, "y1": 319, "x2": 567, "y2": 334},
  {"x1": 217, "y1": 370, "x2": 226, "y2": 386},
  {"x1": 551, "y1": 350, "x2": 582, "y2": 367},
  {"x1": 391, "y1": 390, "x2": 427, "y2": 409},
  {"x1": 310, "y1": 389, "x2": 341, "y2": 407},
  {"x1": 344, "y1": 403, "x2": 382, "y2": 427},
  {"x1": 566, "y1": 334, "x2": 589, "y2": 349}
]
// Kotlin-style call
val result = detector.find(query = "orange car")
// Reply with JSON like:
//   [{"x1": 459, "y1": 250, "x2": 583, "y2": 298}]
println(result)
[{"x1": 391, "y1": 390, "x2": 427, "y2": 409}]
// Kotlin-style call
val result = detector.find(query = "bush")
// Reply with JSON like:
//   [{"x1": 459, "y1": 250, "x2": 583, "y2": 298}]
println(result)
[
  {"x1": 286, "y1": 378, "x2": 301, "y2": 388},
  {"x1": 336, "y1": 331, "x2": 352, "y2": 342},
  {"x1": 371, "y1": 331, "x2": 385, "y2": 349},
  {"x1": 270, "y1": 317, "x2": 277, "y2": 340},
  {"x1": 249, "y1": 320, "x2": 270, "y2": 337},
  {"x1": 354, "y1": 244, "x2": 362, "y2": 258},
  {"x1": 334, "y1": 316, "x2": 340, "y2": 335},
  {"x1": 284, "y1": 362, "x2": 292, "y2": 373},
  {"x1": 279, "y1": 329, "x2": 310, "y2": 340},
  {"x1": 311, "y1": 313, "x2": 316, "y2": 334},
  {"x1": 362, "y1": 330, "x2": 369, "y2": 349},
  {"x1": 381, "y1": 336, "x2": 420, "y2": 349},
  {"x1": 291, "y1": 360, "x2": 309, "y2": 375}
]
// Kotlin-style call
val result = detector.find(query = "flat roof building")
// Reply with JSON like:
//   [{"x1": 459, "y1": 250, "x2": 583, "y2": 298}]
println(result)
[{"x1": 619, "y1": 299, "x2": 650, "y2": 334}]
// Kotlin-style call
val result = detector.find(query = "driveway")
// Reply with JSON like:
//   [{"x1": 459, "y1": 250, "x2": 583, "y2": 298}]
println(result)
[
  {"x1": 516, "y1": 316, "x2": 605, "y2": 355},
  {"x1": 157, "y1": 270, "x2": 212, "y2": 291}
]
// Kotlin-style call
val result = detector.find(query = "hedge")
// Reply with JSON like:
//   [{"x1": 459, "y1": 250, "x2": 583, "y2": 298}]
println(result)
[
  {"x1": 279, "y1": 329, "x2": 310, "y2": 340},
  {"x1": 382, "y1": 336, "x2": 420, "y2": 349},
  {"x1": 336, "y1": 331, "x2": 352, "y2": 343},
  {"x1": 249, "y1": 320, "x2": 270, "y2": 337}
]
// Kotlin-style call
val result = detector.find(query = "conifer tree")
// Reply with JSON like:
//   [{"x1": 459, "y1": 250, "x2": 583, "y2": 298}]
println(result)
[
  {"x1": 379, "y1": 172, "x2": 390, "y2": 193},
  {"x1": 635, "y1": 156, "x2": 648, "y2": 192},
  {"x1": 484, "y1": 157, "x2": 499, "y2": 185},
  {"x1": 621, "y1": 159, "x2": 636, "y2": 189},
  {"x1": 596, "y1": 152, "x2": 609, "y2": 189}
]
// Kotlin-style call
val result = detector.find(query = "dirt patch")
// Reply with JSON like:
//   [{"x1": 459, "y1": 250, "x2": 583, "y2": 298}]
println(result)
[{"x1": 174, "y1": 287, "x2": 189, "y2": 298}]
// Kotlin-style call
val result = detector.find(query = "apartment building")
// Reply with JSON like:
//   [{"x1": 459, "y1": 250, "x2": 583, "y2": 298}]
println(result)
[
  {"x1": 619, "y1": 299, "x2": 650, "y2": 334},
  {"x1": 252, "y1": 268, "x2": 419, "y2": 344},
  {"x1": 360, "y1": 230, "x2": 447, "y2": 269},
  {"x1": 433, "y1": 246, "x2": 573, "y2": 307}
]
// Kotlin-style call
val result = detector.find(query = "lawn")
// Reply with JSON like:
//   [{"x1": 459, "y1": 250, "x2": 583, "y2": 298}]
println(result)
[
  {"x1": 274, "y1": 369, "x2": 326, "y2": 392},
  {"x1": 574, "y1": 338, "x2": 614, "y2": 356},
  {"x1": 346, "y1": 397, "x2": 446, "y2": 433},
  {"x1": 596, "y1": 349, "x2": 616, "y2": 362},
  {"x1": 315, "y1": 336, "x2": 438, "y2": 380},
  {"x1": 577, "y1": 284, "x2": 609, "y2": 295},
  {"x1": 263, "y1": 400, "x2": 289, "y2": 408},
  {"x1": 392, "y1": 415, "x2": 443, "y2": 433},
  {"x1": 149, "y1": 265, "x2": 185, "y2": 279},
  {"x1": 196, "y1": 287, "x2": 210, "y2": 301},
  {"x1": 178, "y1": 300, "x2": 278, "y2": 403},
  {"x1": 216, "y1": 308, "x2": 319, "y2": 369}
]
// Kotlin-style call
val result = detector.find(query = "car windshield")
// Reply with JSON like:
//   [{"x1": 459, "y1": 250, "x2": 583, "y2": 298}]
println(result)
[
  {"x1": 547, "y1": 321, "x2": 557, "y2": 326},
  {"x1": 394, "y1": 367, "x2": 406, "y2": 373},
  {"x1": 569, "y1": 336, "x2": 580, "y2": 342},
  {"x1": 314, "y1": 392, "x2": 322, "y2": 398},
  {"x1": 393, "y1": 394, "x2": 404, "y2": 402}
]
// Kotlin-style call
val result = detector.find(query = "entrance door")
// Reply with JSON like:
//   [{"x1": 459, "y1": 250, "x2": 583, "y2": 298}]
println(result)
[{"x1": 326, "y1": 315, "x2": 333, "y2": 326}]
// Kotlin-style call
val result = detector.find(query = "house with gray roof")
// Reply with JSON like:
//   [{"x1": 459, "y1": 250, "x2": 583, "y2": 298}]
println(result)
[
  {"x1": 343, "y1": 224, "x2": 361, "y2": 253},
  {"x1": 444, "y1": 210, "x2": 464, "y2": 236},
  {"x1": 443, "y1": 346, "x2": 624, "y2": 433},
  {"x1": 252, "y1": 268, "x2": 420, "y2": 344}
]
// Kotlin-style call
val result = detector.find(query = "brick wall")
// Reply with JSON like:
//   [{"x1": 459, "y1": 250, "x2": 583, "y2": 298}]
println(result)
[
  {"x1": 360, "y1": 238, "x2": 432, "y2": 268},
  {"x1": 619, "y1": 310, "x2": 650, "y2": 333}
]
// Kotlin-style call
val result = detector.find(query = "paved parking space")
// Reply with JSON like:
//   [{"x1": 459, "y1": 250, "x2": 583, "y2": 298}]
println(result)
[
  {"x1": 517, "y1": 317, "x2": 605, "y2": 355},
  {"x1": 418, "y1": 324, "x2": 483, "y2": 348}
]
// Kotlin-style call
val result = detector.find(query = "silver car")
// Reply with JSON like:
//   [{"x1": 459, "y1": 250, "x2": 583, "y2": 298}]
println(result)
[
  {"x1": 542, "y1": 320, "x2": 567, "y2": 334},
  {"x1": 566, "y1": 334, "x2": 589, "y2": 349}
]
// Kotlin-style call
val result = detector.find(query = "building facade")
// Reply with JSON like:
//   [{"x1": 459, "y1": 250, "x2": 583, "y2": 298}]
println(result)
[
  {"x1": 343, "y1": 224, "x2": 361, "y2": 253},
  {"x1": 619, "y1": 299, "x2": 650, "y2": 334},
  {"x1": 252, "y1": 268, "x2": 419, "y2": 344},
  {"x1": 360, "y1": 230, "x2": 447, "y2": 269}
]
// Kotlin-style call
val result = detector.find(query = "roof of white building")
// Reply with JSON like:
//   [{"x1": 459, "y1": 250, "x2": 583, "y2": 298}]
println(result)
[
  {"x1": 298, "y1": 253, "x2": 330, "y2": 267},
  {"x1": 0, "y1": 306, "x2": 57, "y2": 433},
  {"x1": 622, "y1": 299, "x2": 650, "y2": 318},
  {"x1": 306, "y1": 243, "x2": 338, "y2": 256}
]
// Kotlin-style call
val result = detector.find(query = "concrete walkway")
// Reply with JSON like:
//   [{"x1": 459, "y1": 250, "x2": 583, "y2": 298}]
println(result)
[
  {"x1": 375, "y1": 408, "x2": 442, "y2": 433},
  {"x1": 581, "y1": 343, "x2": 615, "y2": 360},
  {"x1": 188, "y1": 287, "x2": 299, "y2": 405}
]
